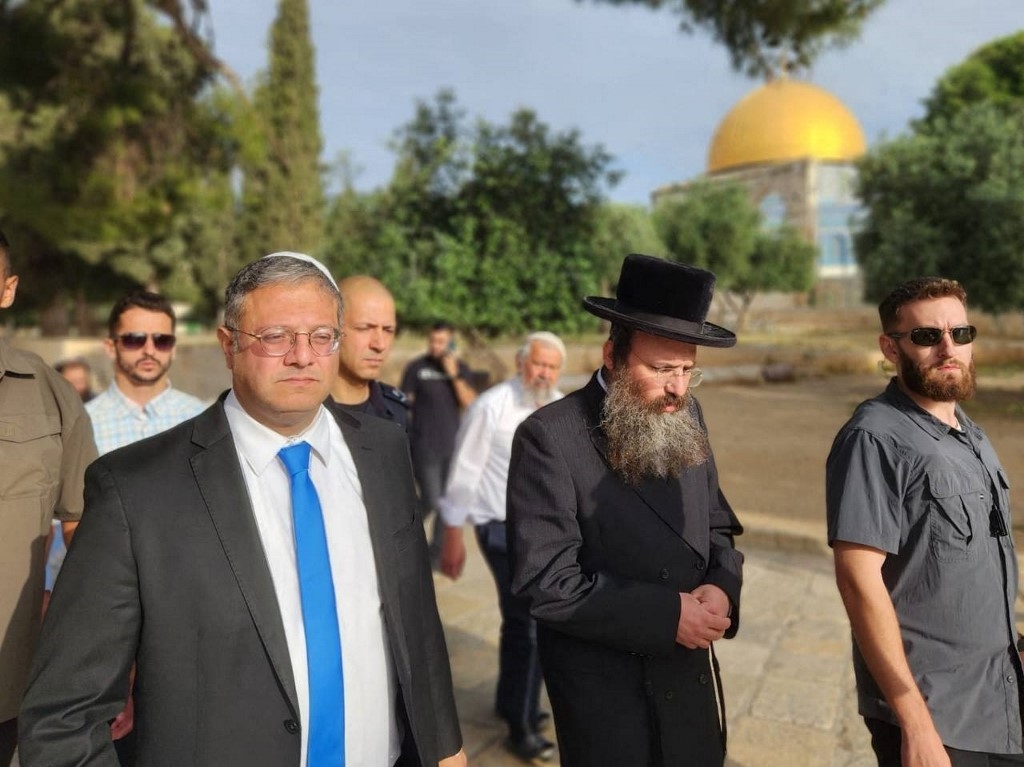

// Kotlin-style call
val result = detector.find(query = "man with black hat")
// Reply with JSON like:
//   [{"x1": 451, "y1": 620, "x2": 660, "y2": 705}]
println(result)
[{"x1": 506, "y1": 253, "x2": 744, "y2": 766}]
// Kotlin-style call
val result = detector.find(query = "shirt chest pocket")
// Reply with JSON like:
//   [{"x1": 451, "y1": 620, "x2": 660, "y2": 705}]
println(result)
[
  {"x1": 0, "y1": 412, "x2": 63, "y2": 535},
  {"x1": 924, "y1": 471, "x2": 988, "y2": 562}
]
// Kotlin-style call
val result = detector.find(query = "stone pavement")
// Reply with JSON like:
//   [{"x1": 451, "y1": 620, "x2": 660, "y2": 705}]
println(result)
[{"x1": 433, "y1": 512, "x2": 876, "y2": 767}]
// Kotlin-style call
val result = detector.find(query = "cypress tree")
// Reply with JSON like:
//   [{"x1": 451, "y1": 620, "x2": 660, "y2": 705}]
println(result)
[{"x1": 239, "y1": 0, "x2": 325, "y2": 256}]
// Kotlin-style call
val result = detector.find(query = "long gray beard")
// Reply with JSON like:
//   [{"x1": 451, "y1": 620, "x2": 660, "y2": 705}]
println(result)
[{"x1": 601, "y1": 373, "x2": 709, "y2": 486}]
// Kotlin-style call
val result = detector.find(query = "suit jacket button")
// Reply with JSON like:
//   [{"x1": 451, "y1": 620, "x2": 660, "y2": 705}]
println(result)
[
  {"x1": 699, "y1": 673, "x2": 709, "y2": 685},
  {"x1": 695, "y1": 559, "x2": 706, "y2": 570},
  {"x1": 664, "y1": 690, "x2": 674, "y2": 700},
  {"x1": 659, "y1": 568, "x2": 669, "y2": 580},
  {"x1": 284, "y1": 719, "x2": 299, "y2": 734}
]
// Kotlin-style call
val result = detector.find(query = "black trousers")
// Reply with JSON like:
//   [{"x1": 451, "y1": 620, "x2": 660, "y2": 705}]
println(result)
[
  {"x1": 475, "y1": 521, "x2": 544, "y2": 737},
  {"x1": 865, "y1": 718, "x2": 1024, "y2": 766}
]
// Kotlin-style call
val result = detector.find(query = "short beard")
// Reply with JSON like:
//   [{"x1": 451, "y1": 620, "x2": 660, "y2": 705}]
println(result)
[
  {"x1": 116, "y1": 352, "x2": 170, "y2": 387},
  {"x1": 899, "y1": 351, "x2": 976, "y2": 402},
  {"x1": 601, "y1": 373, "x2": 709, "y2": 486}
]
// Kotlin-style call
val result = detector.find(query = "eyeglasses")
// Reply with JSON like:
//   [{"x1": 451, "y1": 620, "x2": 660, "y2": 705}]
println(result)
[
  {"x1": 226, "y1": 325, "x2": 341, "y2": 357},
  {"x1": 887, "y1": 325, "x2": 977, "y2": 347},
  {"x1": 114, "y1": 332, "x2": 176, "y2": 352},
  {"x1": 631, "y1": 354, "x2": 703, "y2": 388}
]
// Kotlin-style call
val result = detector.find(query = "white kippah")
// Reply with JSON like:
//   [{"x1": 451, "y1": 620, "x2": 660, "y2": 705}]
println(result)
[{"x1": 261, "y1": 251, "x2": 338, "y2": 290}]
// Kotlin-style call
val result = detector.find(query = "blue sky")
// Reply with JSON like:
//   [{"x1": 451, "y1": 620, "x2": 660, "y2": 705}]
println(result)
[{"x1": 207, "y1": 0, "x2": 1022, "y2": 205}]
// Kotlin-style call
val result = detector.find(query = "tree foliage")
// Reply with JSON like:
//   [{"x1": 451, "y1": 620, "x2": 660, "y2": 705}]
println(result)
[
  {"x1": 589, "y1": 204, "x2": 666, "y2": 290},
  {"x1": 921, "y1": 30, "x2": 1024, "y2": 127},
  {"x1": 654, "y1": 179, "x2": 816, "y2": 327},
  {"x1": 323, "y1": 90, "x2": 621, "y2": 337},
  {"x1": 576, "y1": 0, "x2": 885, "y2": 77},
  {"x1": 855, "y1": 102, "x2": 1024, "y2": 314},
  {"x1": 0, "y1": 0, "x2": 238, "y2": 332},
  {"x1": 237, "y1": 0, "x2": 325, "y2": 258}
]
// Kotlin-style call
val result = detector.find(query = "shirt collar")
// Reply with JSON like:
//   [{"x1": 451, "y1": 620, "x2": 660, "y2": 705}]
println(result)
[
  {"x1": 108, "y1": 381, "x2": 177, "y2": 414},
  {"x1": 0, "y1": 338, "x2": 35, "y2": 378},
  {"x1": 224, "y1": 390, "x2": 332, "y2": 476},
  {"x1": 881, "y1": 377, "x2": 975, "y2": 441}
]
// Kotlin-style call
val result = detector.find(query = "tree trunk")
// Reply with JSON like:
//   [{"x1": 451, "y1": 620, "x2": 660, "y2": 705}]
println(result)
[
  {"x1": 73, "y1": 286, "x2": 95, "y2": 336},
  {"x1": 39, "y1": 290, "x2": 70, "y2": 337}
]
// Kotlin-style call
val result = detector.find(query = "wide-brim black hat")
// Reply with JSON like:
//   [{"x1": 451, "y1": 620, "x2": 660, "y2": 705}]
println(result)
[{"x1": 583, "y1": 254, "x2": 736, "y2": 348}]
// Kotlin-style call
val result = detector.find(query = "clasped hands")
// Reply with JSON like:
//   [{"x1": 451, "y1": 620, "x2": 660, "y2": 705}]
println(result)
[{"x1": 676, "y1": 584, "x2": 731, "y2": 649}]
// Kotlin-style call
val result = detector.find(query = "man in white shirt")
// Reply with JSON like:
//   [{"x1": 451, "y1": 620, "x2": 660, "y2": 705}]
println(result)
[
  {"x1": 20, "y1": 253, "x2": 465, "y2": 767},
  {"x1": 439, "y1": 331, "x2": 565, "y2": 763}
]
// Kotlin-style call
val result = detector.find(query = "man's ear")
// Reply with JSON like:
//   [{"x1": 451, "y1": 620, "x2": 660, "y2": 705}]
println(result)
[
  {"x1": 0, "y1": 274, "x2": 18, "y2": 309},
  {"x1": 601, "y1": 338, "x2": 615, "y2": 372},
  {"x1": 217, "y1": 326, "x2": 236, "y2": 370},
  {"x1": 879, "y1": 334, "x2": 899, "y2": 365}
]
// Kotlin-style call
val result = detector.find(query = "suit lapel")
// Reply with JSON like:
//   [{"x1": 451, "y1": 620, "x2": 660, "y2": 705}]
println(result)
[
  {"x1": 583, "y1": 372, "x2": 688, "y2": 541},
  {"x1": 329, "y1": 405, "x2": 404, "y2": 572},
  {"x1": 190, "y1": 401, "x2": 299, "y2": 717},
  {"x1": 326, "y1": 404, "x2": 415, "y2": 672},
  {"x1": 327, "y1": 403, "x2": 388, "y2": 532}
]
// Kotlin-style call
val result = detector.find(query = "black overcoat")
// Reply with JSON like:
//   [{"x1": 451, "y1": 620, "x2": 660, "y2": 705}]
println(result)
[{"x1": 507, "y1": 373, "x2": 743, "y2": 766}]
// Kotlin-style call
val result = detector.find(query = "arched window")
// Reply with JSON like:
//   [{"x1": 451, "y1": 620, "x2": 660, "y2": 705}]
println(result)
[{"x1": 759, "y1": 194, "x2": 787, "y2": 229}]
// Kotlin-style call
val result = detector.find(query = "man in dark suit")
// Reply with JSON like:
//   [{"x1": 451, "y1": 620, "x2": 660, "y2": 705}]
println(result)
[
  {"x1": 19, "y1": 253, "x2": 465, "y2": 767},
  {"x1": 507, "y1": 254, "x2": 744, "y2": 767}
]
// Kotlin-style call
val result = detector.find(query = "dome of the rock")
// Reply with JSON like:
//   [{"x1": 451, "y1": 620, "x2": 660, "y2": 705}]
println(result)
[{"x1": 707, "y1": 79, "x2": 867, "y2": 174}]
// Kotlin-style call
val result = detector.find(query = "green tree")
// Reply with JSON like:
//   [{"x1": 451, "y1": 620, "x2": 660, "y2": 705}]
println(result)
[
  {"x1": 921, "y1": 30, "x2": 1024, "y2": 126},
  {"x1": 736, "y1": 223, "x2": 816, "y2": 321},
  {"x1": 590, "y1": 203, "x2": 666, "y2": 290},
  {"x1": 323, "y1": 91, "x2": 619, "y2": 336},
  {"x1": 461, "y1": 109, "x2": 621, "y2": 255},
  {"x1": 654, "y1": 179, "x2": 815, "y2": 327},
  {"x1": 855, "y1": 103, "x2": 1024, "y2": 313},
  {"x1": 576, "y1": 0, "x2": 885, "y2": 77},
  {"x1": 655, "y1": 180, "x2": 760, "y2": 277},
  {"x1": 0, "y1": 0, "x2": 238, "y2": 332},
  {"x1": 237, "y1": 0, "x2": 325, "y2": 256}
]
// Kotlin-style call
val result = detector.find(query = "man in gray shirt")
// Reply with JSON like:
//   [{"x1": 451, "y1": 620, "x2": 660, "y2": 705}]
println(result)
[{"x1": 827, "y1": 276, "x2": 1023, "y2": 766}]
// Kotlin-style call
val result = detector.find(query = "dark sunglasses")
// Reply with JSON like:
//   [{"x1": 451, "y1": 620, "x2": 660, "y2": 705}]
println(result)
[
  {"x1": 114, "y1": 332, "x2": 177, "y2": 352},
  {"x1": 887, "y1": 325, "x2": 977, "y2": 347}
]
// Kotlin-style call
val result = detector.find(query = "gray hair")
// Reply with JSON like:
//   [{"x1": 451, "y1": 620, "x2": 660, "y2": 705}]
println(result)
[
  {"x1": 223, "y1": 255, "x2": 343, "y2": 345},
  {"x1": 517, "y1": 331, "x2": 566, "y2": 364}
]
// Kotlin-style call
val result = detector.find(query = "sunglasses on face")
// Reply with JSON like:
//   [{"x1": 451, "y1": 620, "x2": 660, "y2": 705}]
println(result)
[
  {"x1": 887, "y1": 325, "x2": 977, "y2": 347},
  {"x1": 114, "y1": 332, "x2": 177, "y2": 352}
]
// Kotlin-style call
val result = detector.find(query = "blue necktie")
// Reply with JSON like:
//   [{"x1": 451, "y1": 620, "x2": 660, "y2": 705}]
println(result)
[{"x1": 278, "y1": 442, "x2": 345, "y2": 766}]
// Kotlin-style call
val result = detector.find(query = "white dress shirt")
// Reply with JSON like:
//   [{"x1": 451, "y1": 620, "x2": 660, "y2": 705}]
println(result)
[
  {"x1": 224, "y1": 392, "x2": 399, "y2": 766},
  {"x1": 439, "y1": 376, "x2": 563, "y2": 527}
]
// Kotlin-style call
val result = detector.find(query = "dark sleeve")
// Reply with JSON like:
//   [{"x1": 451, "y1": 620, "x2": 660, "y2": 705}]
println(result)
[
  {"x1": 693, "y1": 400, "x2": 744, "y2": 637},
  {"x1": 826, "y1": 426, "x2": 904, "y2": 553},
  {"x1": 702, "y1": 448, "x2": 744, "y2": 637},
  {"x1": 399, "y1": 360, "x2": 417, "y2": 397},
  {"x1": 507, "y1": 416, "x2": 681, "y2": 657},
  {"x1": 19, "y1": 461, "x2": 139, "y2": 765}
]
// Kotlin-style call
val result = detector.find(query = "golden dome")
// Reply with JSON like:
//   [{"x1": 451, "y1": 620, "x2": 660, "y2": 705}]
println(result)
[{"x1": 707, "y1": 79, "x2": 867, "y2": 173}]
